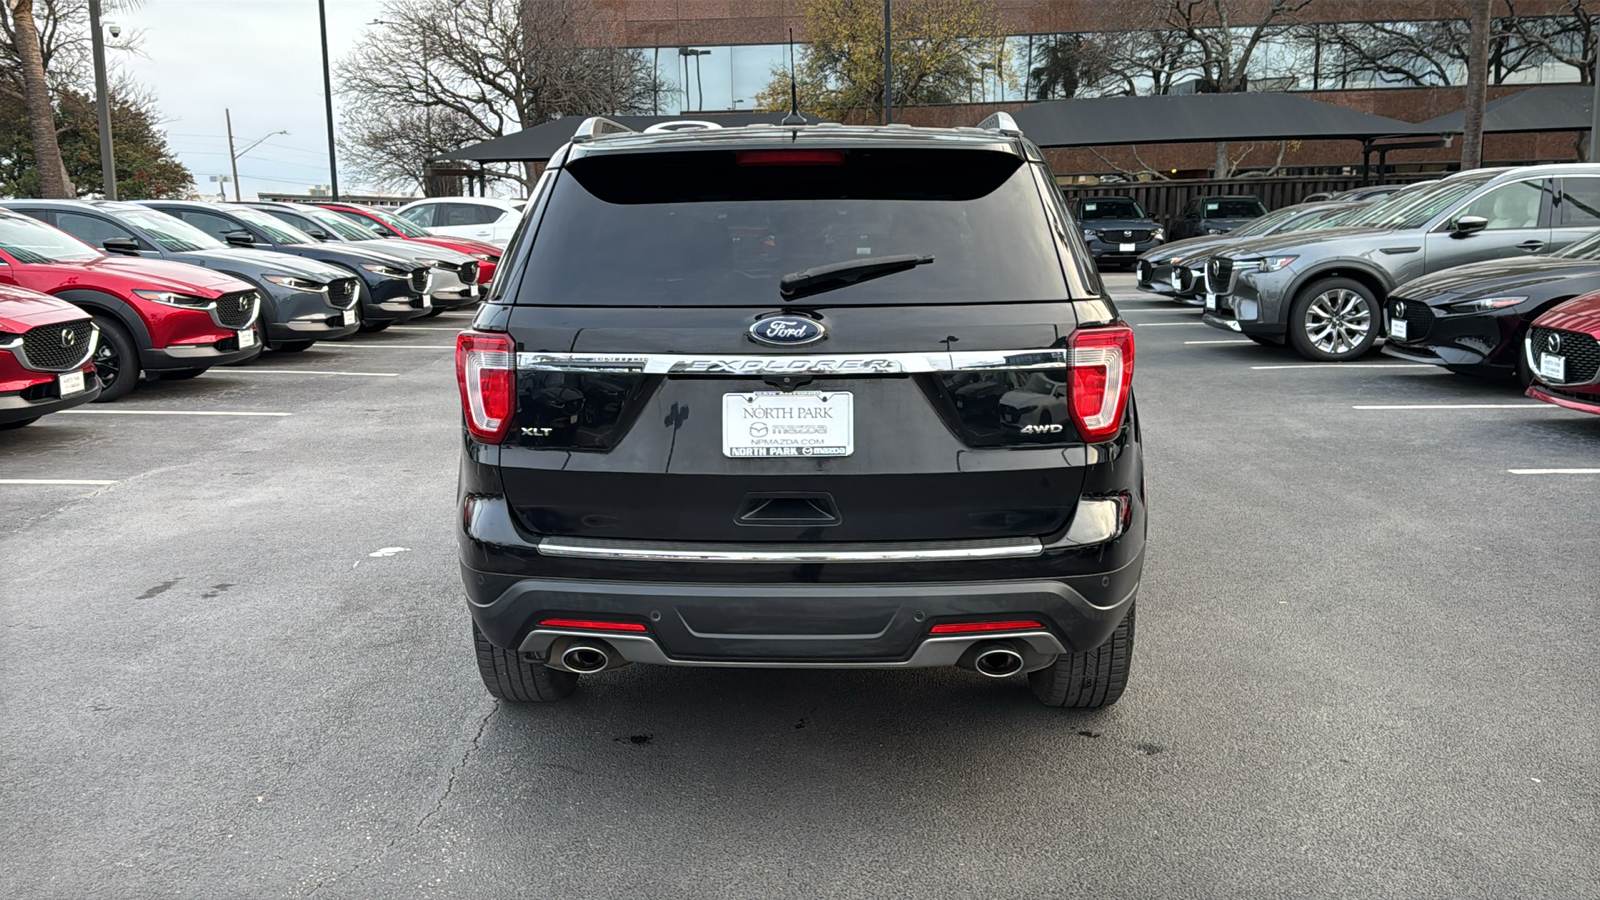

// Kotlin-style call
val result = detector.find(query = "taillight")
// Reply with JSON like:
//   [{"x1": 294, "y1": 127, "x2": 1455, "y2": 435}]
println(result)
[
  {"x1": 539, "y1": 618, "x2": 648, "y2": 633},
  {"x1": 456, "y1": 331, "x2": 514, "y2": 443},
  {"x1": 1068, "y1": 325, "x2": 1134, "y2": 442},
  {"x1": 929, "y1": 620, "x2": 1045, "y2": 635}
]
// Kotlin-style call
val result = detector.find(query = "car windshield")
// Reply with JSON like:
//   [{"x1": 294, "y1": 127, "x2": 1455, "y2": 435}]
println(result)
[
  {"x1": 1078, "y1": 198, "x2": 1146, "y2": 219},
  {"x1": 1309, "y1": 203, "x2": 1372, "y2": 228},
  {"x1": 362, "y1": 207, "x2": 431, "y2": 238},
  {"x1": 1554, "y1": 230, "x2": 1600, "y2": 260},
  {"x1": 112, "y1": 208, "x2": 224, "y2": 252},
  {"x1": 1346, "y1": 173, "x2": 1496, "y2": 230},
  {"x1": 1201, "y1": 198, "x2": 1267, "y2": 219},
  {"x1": 0, "y1": 214, "x2": 102, "y2": 263},
  {"x1": 231, "y1": 207, "x2": 315, "y2": 244},
  {"x1": 517, "y1": 147, "x2": 1069, "y2": 306},
  {"x1": 300, "y1": 207, "x2": 376, "y2": 241},
  {"x1": 1229, "y1": 205, "x2": 1312, "y2": 237}
]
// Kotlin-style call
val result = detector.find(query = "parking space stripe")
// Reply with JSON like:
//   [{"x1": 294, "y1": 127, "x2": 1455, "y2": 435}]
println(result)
[
  {"x1": 1252, "y1": 364, "x2": 1437, "y2": 370},
  {"x1": 1184, "y1": 339, "x2": 1253, "y2": 345},
  {"x1": 330, "y1": 344, "x2": 453, "y2": 350},
  {"x1": 59, "y1": 410, "x2": 292, "y2": 417},
  {"x1": 384, "y1": 326, "x2": 464, "y2": 332},
  {"x1": 1352, "y1": 404, "x2": 1547, "y2": 410},
  {"x1": 1136, "y1": 322, "x2": 1205, "y2": 327},
  {"x1": 211, "y1": 369, "x2": 399, "y2": 377},
  {"x1": 0, "y1": 478, "x2": 117, "y2": 486},
  {"x1": 1508, "y1": 468, "x2": 1600, "y2": 475}
]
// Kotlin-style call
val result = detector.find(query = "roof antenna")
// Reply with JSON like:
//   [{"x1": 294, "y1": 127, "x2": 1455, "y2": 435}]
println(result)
[{"x1": 781, "y1": 28, "x2": 807, "y2": 126}]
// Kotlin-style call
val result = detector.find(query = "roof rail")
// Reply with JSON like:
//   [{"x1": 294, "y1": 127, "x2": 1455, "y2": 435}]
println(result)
[
  {"x1": 571, "y1": 116, "x2": 635, "y2": 143},
  {"x1": 642, "y1": 120, "x2": 724, "y2": 134},
  {"x1": 978, "y1": 111, "x2": 1023, "y2": 137}
]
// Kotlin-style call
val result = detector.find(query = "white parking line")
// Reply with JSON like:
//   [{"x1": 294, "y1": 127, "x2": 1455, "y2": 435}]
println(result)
[
  {"x1": 1251, "y1": 364, "x2": 1437, "y2": 370},
  {"x1": 1119, "y1": 308, "x2": 1201, "y2": 314},
  {"x1": 1184, "y1": 339, "x2": 1253, "y2": 345},
  {"x1": 59, "y1": 410, "x2": 292, "y2": 417},
  {"x1": 385, "y1": 326, "x2": 464, "y2": 332},
  {"x1": 331, "y1": 344, "x2": 453, "y2": 350},
  {"x1": 1353, "y1": 404, "x2": 1547, "y2": 410},
  {"x1": 0, "y1": 478, "x2": 117, "y2": 486},
  {"x1": 1508, "y1": 468, "x2": 1600, "y2": 475},
  {"x1": 1136, "y1": 322, "x2": 1205, "y2": 327},
  {"x1": 212, "y1": 368, "x2": 399, "y2": 377}
]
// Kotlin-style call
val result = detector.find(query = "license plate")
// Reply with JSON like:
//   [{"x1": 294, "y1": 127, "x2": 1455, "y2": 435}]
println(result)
[
  {"x1": 1119, "y1": 243, "x2": 1136, "y2": 252},
  {"x1": 1541, "y1": 353, "x2": 1566, "y2": 382},
  {"x1": 58, "y1": 370, "x2": 86, "y2": 396},
  {"x1": 422, "y1": 294, "x2": 433, "y2": 309},
  {"x1": 1170, "y1": 271, "x2": 1182, "y2": 290},
  {"x1": 237, "y1": 328, "x2": 256, "y2": 349},
  {"x1": 1205, "y1": 292, "x2": 1217, "y2": 311},
  {"x1": 723, "y1": 391, "x2": 853, "y2": 458},
  {"x1": 1390, "y1": 317, "x2": 1407, "y2": 341}
]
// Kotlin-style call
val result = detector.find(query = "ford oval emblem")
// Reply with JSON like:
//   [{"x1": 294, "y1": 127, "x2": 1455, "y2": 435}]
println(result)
[{"x1": 749, "y1": 316, "x2": 825, "y2": 346}]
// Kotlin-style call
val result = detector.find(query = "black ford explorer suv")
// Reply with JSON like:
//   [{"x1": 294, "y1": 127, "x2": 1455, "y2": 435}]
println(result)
[{"x1": 456, "y1": 113, "x2": 1145, "y2": 708}]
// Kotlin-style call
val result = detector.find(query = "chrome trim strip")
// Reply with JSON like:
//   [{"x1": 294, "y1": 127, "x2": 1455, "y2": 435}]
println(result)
[
  {"x1": 535, "y1": 536, "x2": 1043, "y2": 563},
  {"x1": 521, "y1": 629, "x2": 1067, "y2": 669},
  {"x1": 516, "y1": 348, "x2": 1071, "y2": 375}
]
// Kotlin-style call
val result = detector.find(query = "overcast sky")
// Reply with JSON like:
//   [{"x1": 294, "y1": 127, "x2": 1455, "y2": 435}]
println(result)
[{"x1": 117, "y1": 1, "x2": 386, "y2": 201}]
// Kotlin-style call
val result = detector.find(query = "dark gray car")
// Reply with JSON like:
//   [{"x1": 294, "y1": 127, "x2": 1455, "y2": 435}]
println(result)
[
  {"x1": 1, "y1": 200, "x2": 361, "y2": 351},
  {"x1": 1201, "y1": 164, "x2": 1600, "y2": 360}
]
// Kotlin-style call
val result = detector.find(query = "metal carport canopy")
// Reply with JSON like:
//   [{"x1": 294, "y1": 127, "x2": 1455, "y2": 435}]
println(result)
[
  {"x1": 1412, "y1": 85, "x2": 1593, "y2": 135},
  {"x1": 435, "y1": 112, "x2": 839, "y2": 164},
  {"x1": 1008, "y1": 93, "x2": 1443, "y2": 147}
]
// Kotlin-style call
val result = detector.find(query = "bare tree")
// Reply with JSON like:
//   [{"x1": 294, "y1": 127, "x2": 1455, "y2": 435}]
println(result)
[
  {"x1": 338, "y1": 0, "x2": 660, "y2": 193},
  {"x1": 1462, "y1": 0, "x2": 1492, "y2": 169},
  {"x1": 1500, "y1": 0, "x2": 1598, "y2": 83},
  {"x1": 3, "y1": 0, "x2": 71, "y2": 196},
  {"x1": 1314, "y1": 20, "x2": 1469, "y2": 88}
]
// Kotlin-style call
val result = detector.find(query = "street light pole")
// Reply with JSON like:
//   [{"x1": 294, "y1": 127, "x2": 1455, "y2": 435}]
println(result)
[
  {"x1": 226, "y1": 109, "x2": 240, "y2": 202},
  {"x1": 1591, "y1": 23, "x2": 1600, "y2": 162},
  {"x1": 883, "y1": 0, "x2": 892, "y2": 124},
  {"x1": 317, "y1": 0, "x2": 340, "y2": 200},
  {"x1": 88, "y1": 0, "x2": 116, "y2": 199}
]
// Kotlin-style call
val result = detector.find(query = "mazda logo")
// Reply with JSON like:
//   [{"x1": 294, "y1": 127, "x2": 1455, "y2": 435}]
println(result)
[
  {"x1": 1394, "y1": 302, "x2": 1405, "y2": 317},
  {"x1": 748, "y1": 316, "x2": 825, "y2": 346},
  {"x1": 1548, "y1": 332, "x2": 1563, "y2": 354},
  {"x1": 60, "y1": 329, "x2": 77, "y2": 349}
]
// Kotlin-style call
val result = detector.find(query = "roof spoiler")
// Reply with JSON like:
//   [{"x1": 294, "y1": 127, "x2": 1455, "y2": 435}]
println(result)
[
  {"x1": 571, "y1": 117, "x2": 635, "y2": 143},
  {"x1": 978, "y1": 112, "x2": 1023, "y2": 137}
]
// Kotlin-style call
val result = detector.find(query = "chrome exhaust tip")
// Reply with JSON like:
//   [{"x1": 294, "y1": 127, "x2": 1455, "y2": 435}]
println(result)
[
  {"x1": 560, "y1": 642, "x2": 611, "y2": 674},
  {"x1": 972, "y1": 643, "x2": 1026, "y2": 678}
]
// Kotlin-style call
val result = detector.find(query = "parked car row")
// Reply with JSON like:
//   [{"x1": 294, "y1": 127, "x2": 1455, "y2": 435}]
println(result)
[{"x1": 0, "y1": 200, "x2": 495, "y2": 427}]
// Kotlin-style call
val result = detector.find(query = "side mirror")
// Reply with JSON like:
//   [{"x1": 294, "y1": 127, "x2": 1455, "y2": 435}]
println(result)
[
  {"x1": 223, "y1": 230, "x2": 257, "y2": 247},
  {"x1": 102, "y1": 236, "x2": 142, "y2": 255},
  {"x1": 306, "y1": 229, "x2": 332, "y2": 241},
  {"x1": 365, "y1": 222, "x2": 388, "y2": 236},
  {"x1": 1452, "y1": 215, "x2": 1489, "y2": 236}
]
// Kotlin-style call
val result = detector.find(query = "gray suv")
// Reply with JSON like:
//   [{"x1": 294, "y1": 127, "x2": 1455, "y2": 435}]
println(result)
[{"x1": 1201, "y1": 165, "x2": 1600, "y2": 360}]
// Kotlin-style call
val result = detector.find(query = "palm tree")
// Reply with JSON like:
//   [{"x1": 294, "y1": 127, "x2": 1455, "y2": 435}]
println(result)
[
  {"x1": 6, "y1": 0, "x2": 72, "y2": 197},
  {"x1": 1029, "y1": 36, "x2": 1092, "y2": 101}
]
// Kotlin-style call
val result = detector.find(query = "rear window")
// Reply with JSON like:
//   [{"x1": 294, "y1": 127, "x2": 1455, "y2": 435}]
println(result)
[{"x1": 514, "y1": 148, "x2": 1069, "y2": 306}]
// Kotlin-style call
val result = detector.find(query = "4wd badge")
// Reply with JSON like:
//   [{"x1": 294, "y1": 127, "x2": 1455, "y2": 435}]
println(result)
[{"x1": 1021, "y1": 423, "x2": 1064, "y2": 435}]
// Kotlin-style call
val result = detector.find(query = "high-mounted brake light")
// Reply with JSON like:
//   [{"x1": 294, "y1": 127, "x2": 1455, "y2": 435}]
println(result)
[
  {"x1": 1068, "y1": 325, "x2": 1135, "y2": 443},
  {"x1": 456, "y1": 331, "x2": 515, "y2": 443},
  {"x1": 929, "y1": 620, "x2": 1045, "y2": 635},
  {"x1": 735, "y1": 149, "x2": 846, "y2": 167},
  {"x1": 539, "y1": 618, "x2": 649, "y2": 633}
]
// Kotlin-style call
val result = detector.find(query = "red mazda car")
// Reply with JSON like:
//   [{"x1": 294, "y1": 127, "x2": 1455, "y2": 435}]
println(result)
[
  {"x1": 313, "y1": 202, "x2": 499, "y2": 284},
  {"x1": 1525, "y1": 291, "x2": 1600, "y2": 416},
  {"x1": 1, "y1": 284, "x2": 100, "y2": 428},
  {"x1": 0, "y1": 209, "x2": 262, "y2": 400}
]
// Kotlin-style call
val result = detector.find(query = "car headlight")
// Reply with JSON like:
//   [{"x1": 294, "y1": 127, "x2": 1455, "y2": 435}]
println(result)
[
  {"x1": 1249, "y1": 256, "x2": 1298, "y2": 273},
  {"x1": 263, "y1": 275, "x2": 326, "y2": 291},
  {"x1": 133, "y1": 289, "x2": 214, "y2": 308},
  {"x1": 1446, "y1": 296, "x2": 1527, "y2": 313},
  {"x1": 1083, "y1": 229, "x2": 1101, "y2": 239},
  {"x1": 1152, "y1": 228, "x2": 1165, "y2": 241},
  {"x1": 360, "y1": 263, "x2": 408, "y2": 278}
]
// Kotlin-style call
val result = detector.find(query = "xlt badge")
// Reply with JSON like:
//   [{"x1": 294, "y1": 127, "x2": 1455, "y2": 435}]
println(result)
[
  {"x1": 522, "y1": 427, "x2": 553, "y2": 437},
  {"x1": 749, "y1": 316, "x2": 825, "y2": 346}
]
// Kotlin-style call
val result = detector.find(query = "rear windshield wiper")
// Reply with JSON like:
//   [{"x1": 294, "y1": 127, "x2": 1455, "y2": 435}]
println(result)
[{"x1": 779, "y1": 253, "x2": 934, "y2": 301}]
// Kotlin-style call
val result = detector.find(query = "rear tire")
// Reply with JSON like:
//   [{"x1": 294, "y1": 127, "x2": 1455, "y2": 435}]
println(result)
[
  {"x1": 90, "y1": 315, "x2": 141, "y2": 402},
  {"x1": 1029, "y1": 602, "x2": 1135, "y2": 709},
  {"x1": 473, "y1": 623, "x2": 577, "y2": 702},
  {"x1": 1287, "y1": 277, "x2": 1380, "y2": 361},
  {"x1": 0, "y1": 417, "x2": 41, "y2": 430}
]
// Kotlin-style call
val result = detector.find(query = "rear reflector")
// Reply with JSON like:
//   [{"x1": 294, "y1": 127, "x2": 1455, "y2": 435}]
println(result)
[
  {"x1": 538, "y1": 618, "x2": 649, "y2": 633},
  {"x1": 1068, "y1": 325, "x2": 1135, "y2": 443},
  {"x1": 456, "y1": 331, "x2": 515, "y2": 443},
  {"x1": 735, "y1": 149, "x2": 846, "y2": 167},
  {"x1": 929, "y1": 620, "x2": 1045, "y2": 634}
]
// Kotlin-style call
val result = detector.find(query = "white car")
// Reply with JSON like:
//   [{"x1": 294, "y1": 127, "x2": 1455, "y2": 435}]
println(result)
[{"x1": 395, "y1": 197, "x2": 524, "y2": 247}]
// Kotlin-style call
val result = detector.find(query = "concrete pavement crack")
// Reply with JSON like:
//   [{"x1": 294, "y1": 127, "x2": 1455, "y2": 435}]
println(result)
[
  {"x1": 1, "y1": 462, "x2": 199, "y2": 539},
  {"x1": 302, "y1": 700, "x2": 498, "y2": 897}
]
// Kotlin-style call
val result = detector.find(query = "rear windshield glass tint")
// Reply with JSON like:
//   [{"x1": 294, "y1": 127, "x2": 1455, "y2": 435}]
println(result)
[{"x1": 514, "y1": 148, "x2": 1069, "y2": 306}]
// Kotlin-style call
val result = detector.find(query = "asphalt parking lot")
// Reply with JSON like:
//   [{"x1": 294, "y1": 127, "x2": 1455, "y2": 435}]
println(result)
[{"x1": 3, "y1": 278, "x2": 1596, "y2": 898}]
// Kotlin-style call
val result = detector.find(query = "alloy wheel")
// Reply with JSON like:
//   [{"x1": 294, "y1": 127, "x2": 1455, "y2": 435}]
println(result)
[
  {"x1": 1304, "y1": 289, "x2": 1372, "y2": 356},
  {"x1": 94, "y1": 339, "x2": 121, "y2": 388}
]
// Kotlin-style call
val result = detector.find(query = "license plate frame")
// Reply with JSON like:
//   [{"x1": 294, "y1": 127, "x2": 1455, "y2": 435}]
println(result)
[
  {"x1": 237, "y1": 328, "x2": 256, "y2": 349},
  {"x1": 722, "y1": 391, "x2": 854, "y2": 458},
  {"x1": 1204, "y1": 292, "x2": 1218, "y2": 311},
  {"x1": 1390, "y1": 317, "x2": 1408, "y2": 341},
  {"x1": 58, "y1": 370, "x2": 86, "y2": 396},
  {"x1": 1540, "y1": 353, "x2": 1566, "y2": 382},
  {"x1": 1119, "y1": 242, "x2": 1137, "y2": 252}
]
